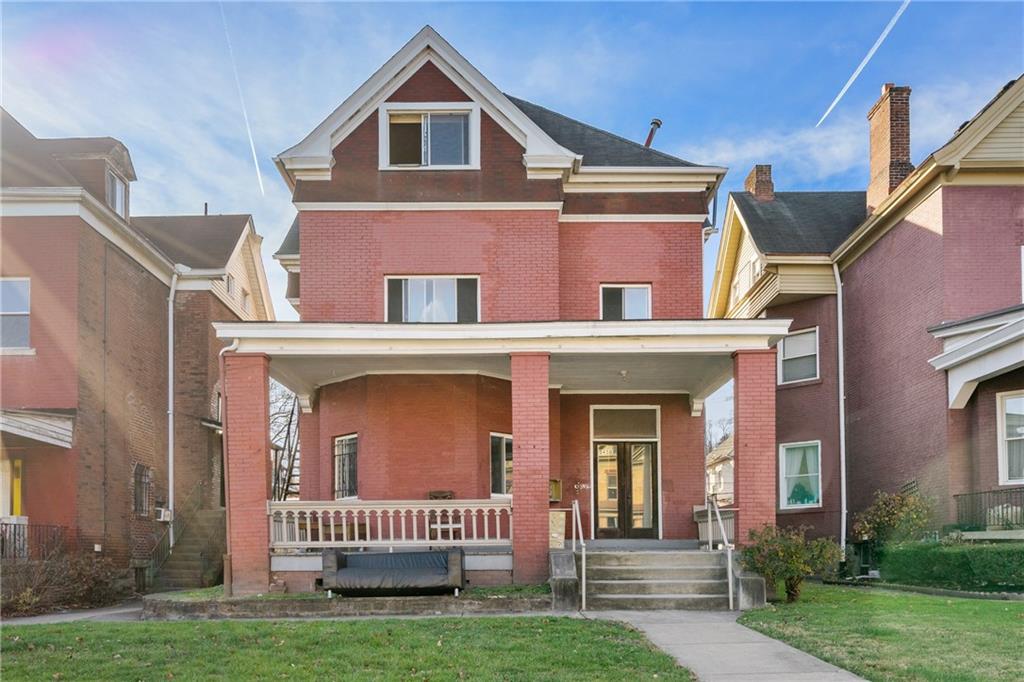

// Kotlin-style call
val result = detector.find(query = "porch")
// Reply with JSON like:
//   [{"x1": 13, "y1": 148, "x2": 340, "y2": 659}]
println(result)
[{"x1": 214, "y1": 319, "x2": 789, "y2": 595}]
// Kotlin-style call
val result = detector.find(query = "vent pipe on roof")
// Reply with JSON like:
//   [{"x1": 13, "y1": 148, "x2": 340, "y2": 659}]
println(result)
[
  {"x1": 644, "y1": 118, "x2": 662, "y2": 148},
  {"x1": 204, "y1": 202, "x2": 209, "y2": 216}
]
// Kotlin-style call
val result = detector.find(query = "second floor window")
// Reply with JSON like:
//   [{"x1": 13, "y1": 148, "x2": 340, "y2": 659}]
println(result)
[
  {"x1": 0, "y1": 278, "x2": 30, "y2": 349},
  {"x1": 106, "y1": 169, "x2": 127, "y2": 218},
  {"x1": 601, "y1": 284, "x2": 651, "y2": 320},
  {"x1": 386, "y1": 276, "x2": 479, "y2": 323},
  {"x1": 778, "y1": 328, "x2": 818, "y2": 384},
  {"x1": 334, "y1": 435, "x2": 358, "y2": 499},
  {"x1": 388, "y1": 111, "x2": 470, "y2": 167}
]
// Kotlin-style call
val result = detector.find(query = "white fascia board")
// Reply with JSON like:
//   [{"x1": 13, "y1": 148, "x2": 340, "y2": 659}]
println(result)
[
  {"x1": 933, "y1": 78, "x2": 1024, "y2": 166},
  {"x1": 929, "y1": 317, "x2": 1024, "y2": 371},
  {"x1": 929, "y1": 309, "x2": 1024, "y2": 342},
  {"x1": 213, "y1": 319, "x2": 792, "y2": 356},
  {"x1": 707, "y1": 196, "x2": 741, "y2": 318},
  {"x1": 0, "y1": 187, "x2": 175, "y2": 285},
  {"x1": 559, "y1": 213, "x2": 707, "y2": 223},
  {"x1": 276, "y1": 27, "x2": 574, "y2": 176}
]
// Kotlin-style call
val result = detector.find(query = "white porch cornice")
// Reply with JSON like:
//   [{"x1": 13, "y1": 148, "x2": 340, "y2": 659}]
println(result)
[{"x1": 929, "y1": 313, "x2": 1024, "y2": 408}]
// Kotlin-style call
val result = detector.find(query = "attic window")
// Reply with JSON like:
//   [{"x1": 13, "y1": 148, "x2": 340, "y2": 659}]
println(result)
[
  {"x1": 106, "y1": 169, "x2": 127, "y2": 218},
  {"x1": 380, "y1": 104, "x2": 478, "y2": 170}
]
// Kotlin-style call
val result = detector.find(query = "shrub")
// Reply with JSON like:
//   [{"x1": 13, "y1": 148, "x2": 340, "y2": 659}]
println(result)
[
  {"x1": 852, "y1": 490, "x2": 932, "y2": 545},
  {"x1": 741, "y1": 525, "x2": 843, "y2": 602},
  {"x1": 1, "y1": 552, "x2": 126, "y2": 616},
  {"x1": 880, "y1": 542, "x2": 1024, "y2": 590}
]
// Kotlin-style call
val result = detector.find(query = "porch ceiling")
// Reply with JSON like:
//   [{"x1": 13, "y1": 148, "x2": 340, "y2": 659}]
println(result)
[{"x1": 213, "y1": 319, "x2": 791, "y2": 406}]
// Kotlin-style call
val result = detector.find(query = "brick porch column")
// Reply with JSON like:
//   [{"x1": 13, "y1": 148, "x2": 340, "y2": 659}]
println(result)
[
  {"x1": 224, "y1": 353, "x2": 271, "y2": 595},
  {"x1": 733, "y1": 348, "x2": 777, "y2": 544},
  {"x1": 510, "y1": 352, "x2": 551, "y2": 584}
]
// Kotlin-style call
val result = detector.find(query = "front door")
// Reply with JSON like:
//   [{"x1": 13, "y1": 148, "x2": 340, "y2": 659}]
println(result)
[{"x1": 594, "y1": 442, "x2": 658, "y2": 538}]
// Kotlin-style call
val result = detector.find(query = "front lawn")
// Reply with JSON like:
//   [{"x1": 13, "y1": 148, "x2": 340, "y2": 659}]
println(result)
[
  {"x1": 740, "y1": 583, "x2": 1024, "y2": 681},
  {"x1": 1, "y1": 616, "x2": 691, "y2": 680}
]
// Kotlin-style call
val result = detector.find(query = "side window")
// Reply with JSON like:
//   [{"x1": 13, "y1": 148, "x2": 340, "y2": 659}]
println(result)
[
  {"x1": 334, "y1": 435, "x2": 358, "y2": 499},
  {"x1": 386, "y1": 276, "x2": 478, "y2": 323},
  {"x1": 106, "y1": 169, "x2": 127, "y2": 218},
  {"x1": 490, "y1": 433, "x2": 513, "y2": 496},
  {"x1": 779, "y1": 442, "x2": 822, "y2": 509},
  {"x1": 133, "y1": 464, "x2": 152, "y2": 516},
  {"x1": 0, "y1": 278, "x2": 30, "y2": 349},
  {"x1": 601, "y1": 285, "x2": 651, "y2": 321},
  {"x1": 998, "y1": 391, "x2": 1024, "y2": 485},
  {"x1": 778, "y1": 328, "x2": 819, "y2": 384}
]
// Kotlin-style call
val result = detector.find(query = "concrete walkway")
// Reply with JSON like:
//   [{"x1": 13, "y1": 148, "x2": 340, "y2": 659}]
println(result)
[
  {"x1": 2, "y1": 601, "x2": 143, "y2": 626},
  {"x1": 591, "y1": 610, "x2": 863, "y2": 681}
]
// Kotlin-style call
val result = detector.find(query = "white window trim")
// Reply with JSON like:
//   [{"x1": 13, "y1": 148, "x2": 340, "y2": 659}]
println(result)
[
  {"x1": 489, "y1": 431, "x2": 513, "y2": 499},
  {"x1": 378, "y1": 102, "x2": 481, "y2": 171},
  {"x1": 0, "y1": 277, "x2": 32, "y2": 351},
  {"x1": 777, "y1": 326, "x2": 820, "y2": 385},
  {"x1": 105, "y1": 167, "x2": 128, "y2": 218},
  {"x1": 778, "y1": 440, "x2": 823, "y2": 510},
  {"x1": 383, "y1": 274, "x2": 481, "y2": 323},
  {"x1": 333, "y1": 433, "x2": 359, "y2": 500},
  {"x1": 997, "y1": 389, "x2": 1024, "y2": 486},
  {"x1": 598, "y1": 283, "x2": 652, "y2": 321},
  {"x1": 588, "y1": 404, "x2": 663, "y2": 540}
]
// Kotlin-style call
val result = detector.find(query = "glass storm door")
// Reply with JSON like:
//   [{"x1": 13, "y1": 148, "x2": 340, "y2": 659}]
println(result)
[{"x1": 594, "y1": 442, "x2": 658, "y2": 539}]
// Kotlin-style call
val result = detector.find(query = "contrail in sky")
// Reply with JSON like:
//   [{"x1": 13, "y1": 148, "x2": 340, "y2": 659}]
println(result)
[
  {"x1": 816, "y1": 0, "x2": 912, "y2": 127},
  {"x1": 220, "y1": 2, "x2": 265, "y2": 196}
]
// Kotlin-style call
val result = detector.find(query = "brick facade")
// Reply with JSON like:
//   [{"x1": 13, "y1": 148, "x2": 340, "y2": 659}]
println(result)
[
  {"x1": 510, "y1": 353, "x2": 551, "y2": 583},
  {"x1": 733, "y1": 349, "x2": 778, "y2": 543}
]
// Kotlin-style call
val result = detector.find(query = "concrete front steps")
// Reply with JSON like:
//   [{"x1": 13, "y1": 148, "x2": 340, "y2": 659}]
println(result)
[
  {"x1": 581, "y1": 549, "x2": 731, "y2": 610},
  {"x1": 154, "y1": 509, "x2": 226, "y2": 590}
]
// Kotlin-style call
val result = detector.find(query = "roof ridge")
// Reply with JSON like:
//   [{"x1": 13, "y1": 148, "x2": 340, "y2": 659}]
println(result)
[{"x1": 505, "y1": 94, "x2": 693, "y2": 166}]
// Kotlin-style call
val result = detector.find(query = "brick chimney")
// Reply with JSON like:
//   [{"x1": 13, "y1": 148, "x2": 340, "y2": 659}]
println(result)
[
  {"x1": 867, "y1": 83, "x2": 913, "y2": 211},
  {"x1": 744, "y1": 164, "x2": 774, "y2": 201}
]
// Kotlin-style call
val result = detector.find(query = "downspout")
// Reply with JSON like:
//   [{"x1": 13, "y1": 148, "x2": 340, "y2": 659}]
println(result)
[
  {"x1": 832, "y1": 263, "x2": 849, "y2": 552},
  {"x1": 218, "y1": 338, "x2": 239, "y2": 596},
  {"x1": 167, "y1": 263, "x2": 192, "y2": 548}
]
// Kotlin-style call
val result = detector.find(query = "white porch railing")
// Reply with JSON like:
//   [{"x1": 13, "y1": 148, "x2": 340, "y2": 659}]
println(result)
[
  {"x1": 694, "y1": 504, "x2": 735, "y2": 546},
  {"x1": 268, "y1": 499, "x2": 512, "y2": 551}
]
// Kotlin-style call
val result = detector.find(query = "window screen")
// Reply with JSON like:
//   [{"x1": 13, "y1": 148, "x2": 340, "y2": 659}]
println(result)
[
  {"x1": 593, "y1": 408, "x2": 658, "y2": 439},
  {"x1": 428, "y1": 114, "x2": 469, "y2": 165}
]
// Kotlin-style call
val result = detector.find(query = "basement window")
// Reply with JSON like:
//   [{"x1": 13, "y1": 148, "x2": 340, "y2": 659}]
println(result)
[
  {"x1": 380, "y1": 104, "x2": 478, "y2": 169},
  {"x1": 386, "y1": 276, "x2": 479, "y2": 323}
]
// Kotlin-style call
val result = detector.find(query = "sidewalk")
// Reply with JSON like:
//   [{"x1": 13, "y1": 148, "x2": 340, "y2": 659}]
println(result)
[
  {"x1": 2, "y1": 601, "x2": 143, "y2": 626},
  {"x1": 590, "y1": 610, "x2": 864, "y2": 681}
]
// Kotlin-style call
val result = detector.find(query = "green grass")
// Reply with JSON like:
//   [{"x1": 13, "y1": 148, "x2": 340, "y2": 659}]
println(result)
[
  {"x1": 740, "y1": 583, "x2": 1024, "y2": 682},
  {"x1": 1, "y1": 617, "x2": 691, "y2": 680},
  {"x1": 147, "y1": 583, "x2": 551, "y2": 602}
]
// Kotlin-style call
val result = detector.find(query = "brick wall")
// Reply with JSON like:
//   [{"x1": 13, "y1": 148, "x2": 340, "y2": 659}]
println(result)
[
  {"x1": 941, "y1": 185, "x2": 1024, "y2": 321},
  {"x1": 733, "y1": 349, "x2": 777, "y2": 542},
  {"x1": 223, "y1": 353, "x2": 271, "y2": 595},
  {"x1": 510, "y1": 353, "x2": 550, "y2": 583},
  {"x1": 558, "y1": 221, "x2": 704, "y2": 319},
  {"x1": 299, "y1": 209, "x2": 561, "y2": 322},
  {"x1": 768, "y1": 296, "x2": 843, "y2": 539},
  {"x1": 961, "y1": 368, "x2": 1024, "y2": 493},
  {"x1": 842, "y1": 191, "x2": 951, "y2": 520}
]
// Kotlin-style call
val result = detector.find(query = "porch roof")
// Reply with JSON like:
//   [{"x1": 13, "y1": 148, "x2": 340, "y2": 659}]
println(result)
[{"x1": 214, "y1": 319, "x2": 790, "y2": 413}]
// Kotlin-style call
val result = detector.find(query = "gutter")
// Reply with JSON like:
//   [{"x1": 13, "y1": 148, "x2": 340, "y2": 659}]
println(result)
[{"x1": 832, "y1": 264, "x2": 849, "y2": 552}]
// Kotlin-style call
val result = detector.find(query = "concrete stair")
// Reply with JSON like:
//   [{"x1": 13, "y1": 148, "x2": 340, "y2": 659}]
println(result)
[
  {"x1": 580, "y1": 549, "x2": 731, "y2": 610},
  {"x1": 154, "y1": 508, "x2": 226, "y2": 590}
]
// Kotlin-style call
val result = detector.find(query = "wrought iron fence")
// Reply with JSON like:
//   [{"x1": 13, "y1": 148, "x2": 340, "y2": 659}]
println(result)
[
  {"x1": 0, "y1": 522, "x2": 74, "y2": 560},
  {"x1": 954, "y1": 487, "x2": 1024, "y2": 530}
]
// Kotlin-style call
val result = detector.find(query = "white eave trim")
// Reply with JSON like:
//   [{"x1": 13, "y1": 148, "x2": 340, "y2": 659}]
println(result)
[
  {"x1": 0, "y1": 409, "x2": 74, "y2": 449},
  {"x1": 929, "y1": 316, "x2": 1024, "y2": 408},
  {"x1": 560, "y1": 213, "x2": 707, "y2": 223},
  {"x1": 213, "y1": 318, "x2": 792, "y2": 356}
]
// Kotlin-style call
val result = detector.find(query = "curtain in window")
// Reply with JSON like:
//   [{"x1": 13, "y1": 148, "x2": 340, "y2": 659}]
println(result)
[
  {"x1": 1005, "y1": 395, "x2": 1024, "y2": 480},
  {"x1": 783, "y1": 444, "x2": 820, "y2": 507}
]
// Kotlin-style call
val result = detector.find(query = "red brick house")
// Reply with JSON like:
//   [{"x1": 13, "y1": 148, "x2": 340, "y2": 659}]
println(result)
[
  {"x1": 0, "y1": 109, "x2": 275, "y2": 588},
  {"x1": 214, "y1": 27, "x2": 789, "y2": 596},
  {"x1": 709, "y1": 77, "x2": 1024, "y2": 542}
]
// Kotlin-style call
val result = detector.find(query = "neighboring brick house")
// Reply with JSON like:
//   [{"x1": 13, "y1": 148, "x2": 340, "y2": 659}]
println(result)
[
  {"x1": 709, "y1": 77, "x2": 1024, "y2": 540},
  {"x1": 0, "y1": 109, "x2": 275, "y2": 588},
  {"x1": 214, "y1": 26, "x2": 789, "y2": 595}
]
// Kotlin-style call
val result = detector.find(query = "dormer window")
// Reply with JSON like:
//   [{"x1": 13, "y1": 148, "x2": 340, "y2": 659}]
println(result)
[
  {"x1": 105, "y1": 168, "x2": 127, "y2": 218},
  {"x1": 379, "y1": 103, "x2": 479, "y2": 170}
]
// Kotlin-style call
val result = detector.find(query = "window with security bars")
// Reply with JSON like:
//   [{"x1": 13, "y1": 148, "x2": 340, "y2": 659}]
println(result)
[
  {"x1": 334, "y1": 435, "x2": 358, "y2": 499},
  {"x1": 133, "y1": 464, "x2": 152, "y2": 515}
]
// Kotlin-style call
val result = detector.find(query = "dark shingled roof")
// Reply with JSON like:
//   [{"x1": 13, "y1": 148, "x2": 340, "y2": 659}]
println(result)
[
  {"x1": 132, "y1": 215, "x2": 249, "y2": 269},
  {"x1": 506, "y1": 95, "x2": 698, "y2": 168},
  {"x1": 1, "y1": 109, "x2": 80, "y2": 188},
  {"x1": 731, "y1": 191, "x2": 867, "y2": 255},
  {"x1": 276, "y1": 216, "x2": 300, "y2": 256}
]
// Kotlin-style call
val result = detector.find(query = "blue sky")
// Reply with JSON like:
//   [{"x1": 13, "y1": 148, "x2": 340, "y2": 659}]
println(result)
[{"x1": 3, "y1": 1, "x2": 1022, "y2": 424}]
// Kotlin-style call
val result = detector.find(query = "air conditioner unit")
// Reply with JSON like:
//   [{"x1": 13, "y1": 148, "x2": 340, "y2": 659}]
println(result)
[{"x1": 154, "y1": 508, "x2": 173, "y2": 523}]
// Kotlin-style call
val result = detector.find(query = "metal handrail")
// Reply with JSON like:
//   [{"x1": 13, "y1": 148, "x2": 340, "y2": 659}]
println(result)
[
  {"x1": 709, "y1": 496, "x2": 734, "y2": 610},
  {"x1": 571, "y1": 499, "x2": 587, "y2": 611}
]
